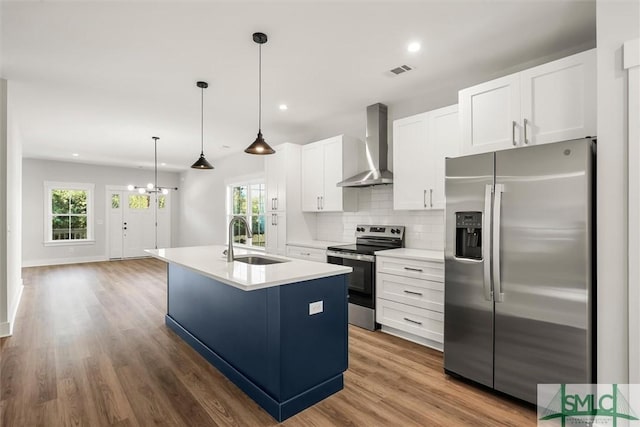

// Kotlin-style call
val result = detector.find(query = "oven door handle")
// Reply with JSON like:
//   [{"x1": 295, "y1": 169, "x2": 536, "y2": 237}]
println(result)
[{"x1": 326, "y1": 250, "x2": 375, "y2": 263}]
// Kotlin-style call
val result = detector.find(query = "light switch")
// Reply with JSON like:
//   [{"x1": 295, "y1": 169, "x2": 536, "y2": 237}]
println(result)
[{"x1": 309, "y1": 300, "x2": 323, "y2": 315}]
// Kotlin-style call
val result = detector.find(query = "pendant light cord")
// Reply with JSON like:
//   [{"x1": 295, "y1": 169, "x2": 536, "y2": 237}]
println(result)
[
  {"x1": 258, "y1": 43, "x2": 262, "y2": 132},
  {"x1": 201, "y1": 86, "x2": 205, "y2": 155},
  {"x1": 153, "y1": 137, "x2": 158, "y2": 250}
]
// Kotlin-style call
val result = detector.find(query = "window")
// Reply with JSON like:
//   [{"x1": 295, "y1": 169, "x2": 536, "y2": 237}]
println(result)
[
  {"x1": 227, "y1": 181, "x2": 266, "y2": 248},
  {"x1": 44, "y1": 182, "x2": 94, "y2": 244},
  {"x1": 128, "y1": 194, "x2": 150, "y2": 209}
]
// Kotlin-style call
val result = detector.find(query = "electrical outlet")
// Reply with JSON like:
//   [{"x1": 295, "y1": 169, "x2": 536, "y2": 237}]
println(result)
[{"x1": 309, "y1": 300, "x2": 323, "y2": 315}]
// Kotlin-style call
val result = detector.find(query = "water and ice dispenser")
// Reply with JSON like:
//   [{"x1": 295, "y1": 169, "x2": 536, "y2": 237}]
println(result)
[{"x1": 455, "y1": 212, "x2": 483, "y2": 260}]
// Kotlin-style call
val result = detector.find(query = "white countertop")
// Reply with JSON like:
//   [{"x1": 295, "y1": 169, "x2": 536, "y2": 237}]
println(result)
[
  {"x1": 146, "y1": 245, "x2": 352, "y2": 291},
  {"x1": 286, "y1": 240, "x2": 351, "y2": 249},
  {"x1": 374, "y1": 248, "x2": 444, "y2": 263}
]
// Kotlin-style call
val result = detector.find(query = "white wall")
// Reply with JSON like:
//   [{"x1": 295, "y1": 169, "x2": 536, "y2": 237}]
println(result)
[
  {"x1": 0, "y1": 78, "x2": 23, "y2": 337},
  {"x1": 596, "y1": 0, "x2": 639, "y2": 383},
  {"x1": 316, "y1": 186, "x2": 444, "y2": 250},
  {"x1": 22, "y1": 159, "x2": 180, "y2": 266},
  {"x1": 7, "y1": 83, "x2": 22, "y2": 333},
  {"x1": 178, "y1": 151, "x2": 264, "y2": 246},
  {"x1": 0, "y1": 79, "x2": 8, "y2": 335}
]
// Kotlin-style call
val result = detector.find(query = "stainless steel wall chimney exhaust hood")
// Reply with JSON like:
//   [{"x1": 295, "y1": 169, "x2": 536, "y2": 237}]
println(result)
[{"x1": 337, "y1": 103, "x2": 393, "y2": 187}]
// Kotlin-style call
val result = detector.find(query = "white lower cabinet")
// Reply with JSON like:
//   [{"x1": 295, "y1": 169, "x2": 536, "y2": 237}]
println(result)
[
  {"x1": 286, "y1": 245, "x2": 327, "y2": 263},
  {"x1": 376, "y1": 299, "x2": 443, "y2": 344},
  {"x1": 376, "y1": 253, "x2": 444, "y2": 351}
]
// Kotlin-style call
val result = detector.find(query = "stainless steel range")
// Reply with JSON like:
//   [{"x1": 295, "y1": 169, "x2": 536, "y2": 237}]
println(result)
[{"x1": 327, "y1": 225, "x2": 405, "y2": 331}]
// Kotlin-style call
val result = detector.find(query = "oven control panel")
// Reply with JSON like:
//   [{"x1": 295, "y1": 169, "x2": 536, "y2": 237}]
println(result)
[{"x1": 355, "y1": 225, "x2": 405, "y2": 240}]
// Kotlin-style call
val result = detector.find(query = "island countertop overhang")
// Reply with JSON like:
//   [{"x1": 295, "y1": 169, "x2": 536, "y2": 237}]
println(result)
[{"x1": 146, "y1": 245, "x2": 352, "y2": 291}]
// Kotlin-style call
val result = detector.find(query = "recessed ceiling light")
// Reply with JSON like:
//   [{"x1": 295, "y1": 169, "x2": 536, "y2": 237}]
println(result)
[
  {"x1": 161, "y1": 162, "x2": 166, "y2": 166},
  {"x1": 407, "y1": 42, "x2": 421, "y2": 53},
  {"x1": 279, "y1": 104, "x2": 288, "y2": 111},
  {"x1": 72, "y1": 153, "x2": 79, "y2": 157}
]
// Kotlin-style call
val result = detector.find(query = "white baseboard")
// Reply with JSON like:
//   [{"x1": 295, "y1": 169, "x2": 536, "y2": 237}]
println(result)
[
  {"x1": 1, "y1": 278, "x2": 24, "y2": 338},
  {"x1": 0, "y1": 321, "x2": 9, "y2": 337},
  {"x1": 22, "y1": 255, "x2": 109, "y2": 268}
]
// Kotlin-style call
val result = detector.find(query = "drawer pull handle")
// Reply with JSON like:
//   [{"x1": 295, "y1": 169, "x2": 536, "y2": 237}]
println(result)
[
  {"x1": 404, "y1": 317, "x2": 423, "y2": 326},
  {"x1": 301, "y1": 252, "x2": 311, "y2": 256},
  {"x1": 403, "y1": 290, "x2": 423, "y2": 296},
  {"x1": 404, "y1": 267, "x2": 423, "y2": 272}
]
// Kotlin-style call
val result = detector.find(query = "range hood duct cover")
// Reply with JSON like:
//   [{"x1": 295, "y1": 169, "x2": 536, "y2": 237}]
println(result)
[{"x1": 337, "y1": 103, "x2": 393, "y2": 187}]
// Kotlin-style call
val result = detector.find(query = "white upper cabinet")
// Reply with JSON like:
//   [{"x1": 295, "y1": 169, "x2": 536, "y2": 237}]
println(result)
[
  {"x1": 393, "y1": 105, "x2": 460, "y2": 211},
  {"x1": 459, "y1": 49, "x2": 596, "y2": 155},
  {"x1": 520, "y1": 49, "x2": 596, "y2": 145},
  {"x1": 429, "y1": 104, "x2": 461, "y2": 209},
  {"x1": 301, "y1": 143, "x2": 325, "y2": 211},
  {"x1": 265, "y1": 147, "x2": 287, "y2": 212},
  {"x1": 459, "y1": 74, "x2": 520, "y2": 154},
  {"x1": 393, "y1": 112, "x2": 431, "y2": 210},
  {"x1": 301, "y1": 135, "x2": 361, "y2": 212}
]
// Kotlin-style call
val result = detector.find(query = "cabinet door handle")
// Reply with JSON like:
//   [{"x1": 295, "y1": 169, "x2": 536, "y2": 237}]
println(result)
[
  {"x1": 512, "y1": 120, "x2": 517, "y2": 146},
  {"x1": 404, "y1": 317, "x2": 423, "y2": 326},
  {"x1": 423, "y1": 189, "x2": 427, "y2": 208},
  {"x1": 404, "y1": 267, "x2": 424, "y2": 272},
  {"x1": 403, "y1": 290, "x2": 423, "y2": 296},
  {"x1": 320, "y1": 196, "x2": 324, "y2": 210},
  {"x1": 274, "y1": 214, "x2": 278, "y2": 226},
  {"x1": 317, "y1": 196, "x2": 320, "y2": 211},
  {"x1": 429, "y1": 189, "x2": 433, "y2": 208},
  {"x1": 523, "y1": 118, "x2": 529, "y2": 145}
]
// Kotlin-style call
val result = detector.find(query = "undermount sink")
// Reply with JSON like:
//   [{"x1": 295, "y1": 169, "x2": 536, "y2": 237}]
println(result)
[{"x1": 234, "y1": 255, "x2": 288, "y2": 265}]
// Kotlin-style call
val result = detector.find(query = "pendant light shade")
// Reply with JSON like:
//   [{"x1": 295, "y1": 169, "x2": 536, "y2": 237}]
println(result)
[
  {"x1": 245, "y1": 32, "x2": 275, "y2": 155},
  {"x1": 191, "y1": 81, "x2": 214, "y2": 169}
]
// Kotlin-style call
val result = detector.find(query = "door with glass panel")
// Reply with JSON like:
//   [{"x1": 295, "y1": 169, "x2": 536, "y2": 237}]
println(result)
[{"x1": 108, "y1": 188, "x2": 171, "y2": 259}]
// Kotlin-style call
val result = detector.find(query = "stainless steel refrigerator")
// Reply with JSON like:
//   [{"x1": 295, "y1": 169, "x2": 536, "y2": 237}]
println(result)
[{"x1": 444, "y1": 138, "x2": 595, "y2": 404}]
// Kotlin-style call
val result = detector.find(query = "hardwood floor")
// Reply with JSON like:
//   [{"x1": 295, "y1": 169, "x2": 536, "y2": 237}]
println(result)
[{"x1": 0, "y1": 259, "x2": 536, "y2": 426}]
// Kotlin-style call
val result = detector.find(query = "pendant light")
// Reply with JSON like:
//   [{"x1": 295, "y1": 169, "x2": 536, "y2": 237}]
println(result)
[
  {"x1": 245, "y1": 32, "x2": 276, "y2": 155},
  {"x1": 191, "y1": 81, "x2": 214, "y2": 169}
]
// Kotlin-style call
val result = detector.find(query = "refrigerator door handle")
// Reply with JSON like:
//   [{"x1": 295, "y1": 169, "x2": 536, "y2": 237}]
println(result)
[
  {"x1": 483, "y1": 184, "x2": 493, "y2": 301},
  {"x1": 493, "y1": 183, "x2": 505, "y2": 302}
]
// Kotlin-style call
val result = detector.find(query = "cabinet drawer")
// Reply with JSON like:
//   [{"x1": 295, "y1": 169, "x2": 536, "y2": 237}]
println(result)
[
  {"x1": 377, "y1": 272, "x2": 443, "y2": 312},
  {"x1": 376, "y1": 299, "x2": 443, "y2": 343},
  {"x1": 376, "y1": 256, "x2": 443, "y2": 282},
  {"x1": 286, "y1": 245, "x2": 327, "y2": 263}
]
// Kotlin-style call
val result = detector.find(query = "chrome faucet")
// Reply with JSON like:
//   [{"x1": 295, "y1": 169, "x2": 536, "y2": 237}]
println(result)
[{"x1": 227, "y1": 216, "x2": 253, "y2": 262}]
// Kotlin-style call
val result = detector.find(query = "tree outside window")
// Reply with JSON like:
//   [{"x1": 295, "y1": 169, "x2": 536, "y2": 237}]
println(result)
[{"x1": 45, "y1": 182, "x2": 94, "y2": 243}]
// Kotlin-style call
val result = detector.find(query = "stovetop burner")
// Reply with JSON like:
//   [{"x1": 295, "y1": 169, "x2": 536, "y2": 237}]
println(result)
[{"x1": 327, "y1": 225, "x2": 405, "y2": 255}]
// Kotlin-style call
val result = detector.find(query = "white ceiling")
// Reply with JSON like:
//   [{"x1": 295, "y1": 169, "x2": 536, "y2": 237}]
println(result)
[{"x1": 1, "y1": 1, "x2": 596, "y2": 172}]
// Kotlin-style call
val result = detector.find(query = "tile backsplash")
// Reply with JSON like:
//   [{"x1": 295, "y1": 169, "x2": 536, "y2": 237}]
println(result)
[{"x1": 315, "y1": 186, "x2": 444, "y2": 250}]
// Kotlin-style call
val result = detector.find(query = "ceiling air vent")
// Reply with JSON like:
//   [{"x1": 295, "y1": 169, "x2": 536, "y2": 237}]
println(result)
[{"x1": 389, "y1": 65, "x2": 413, "y2": 75}]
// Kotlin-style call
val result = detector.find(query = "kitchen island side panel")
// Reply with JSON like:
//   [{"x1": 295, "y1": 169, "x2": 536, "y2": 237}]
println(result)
[
  {"x1": 165, "y1": 263, "x2": 348, "y2": 421},
  {"x1": 278, "y1": 274, "x2": 348, "y2": 401},
  {"x1": 167, "y1": 264, "x2": 273, "y2": 393}
]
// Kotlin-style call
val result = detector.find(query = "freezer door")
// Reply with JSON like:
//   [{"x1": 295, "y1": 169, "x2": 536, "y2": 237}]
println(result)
[
  {"x1": 444, "y1": 153, "x2": 495, "y2": 388},
  {"x1": 493, "y1": 139, "x2": 594, "y2": 404}
]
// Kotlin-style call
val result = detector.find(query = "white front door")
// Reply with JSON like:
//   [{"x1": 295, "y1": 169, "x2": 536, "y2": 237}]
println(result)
[{"x1": 108, "y1": 187, "x2": 171, "y2": 259}]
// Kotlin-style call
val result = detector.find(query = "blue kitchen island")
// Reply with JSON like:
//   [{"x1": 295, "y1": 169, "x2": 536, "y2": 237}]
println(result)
[{"x1": 147, "y1": 246, "x2": 351, "y2": 422}]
